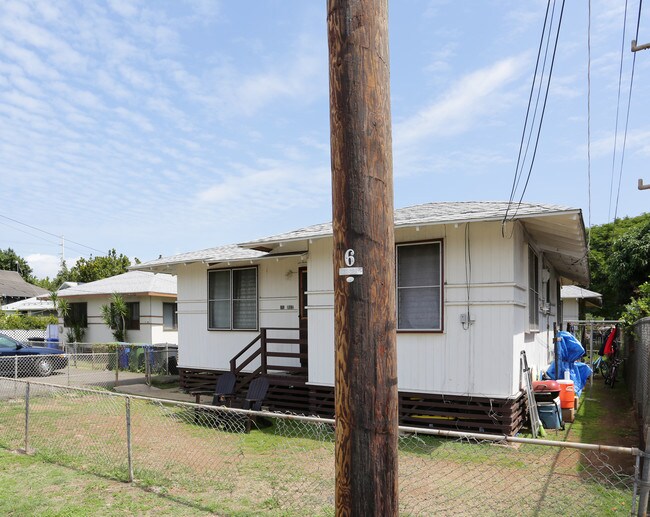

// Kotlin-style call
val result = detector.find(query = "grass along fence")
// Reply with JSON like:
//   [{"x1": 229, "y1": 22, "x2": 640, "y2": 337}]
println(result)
[{"x1": 0, "y1": 377, "x2": 644, "y2": 516}]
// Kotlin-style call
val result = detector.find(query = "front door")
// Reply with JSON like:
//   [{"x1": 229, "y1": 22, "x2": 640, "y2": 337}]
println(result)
[{"x1": 298, "y1": 267, "x2": 308, "y2": 370}]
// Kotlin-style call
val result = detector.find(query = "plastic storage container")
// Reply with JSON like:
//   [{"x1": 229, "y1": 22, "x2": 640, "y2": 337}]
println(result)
[{"x1": 538, "y1": 400, "x2": 563, "y2": 429}]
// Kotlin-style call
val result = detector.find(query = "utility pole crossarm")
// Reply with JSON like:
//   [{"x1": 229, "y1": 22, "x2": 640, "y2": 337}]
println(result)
[
  {"x1": 632, "y1": 39, "x2": 650, "y2": 52},
  {"x1": 639, "y1": 178, "x2": 650, "y2": 190}
]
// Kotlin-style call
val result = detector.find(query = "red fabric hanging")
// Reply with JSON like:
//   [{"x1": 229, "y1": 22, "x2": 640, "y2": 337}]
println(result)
[{"x1": 603, "y1": 326, "x2": 617, "y2": 356}]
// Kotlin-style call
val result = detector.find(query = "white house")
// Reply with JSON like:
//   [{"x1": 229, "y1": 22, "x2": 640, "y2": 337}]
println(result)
[
  {"x1": 57, "y1": 271, "x2": 178, "y2": 345},
  {"x1": 133, "y1": 201, "x2": 589, "y2": 433},
  {"x1": 1, "y1": 296, "x2": 56, "y2": 316},
  {"x1": 560, "y1": 285, "x2": 602, "y2": 327}
]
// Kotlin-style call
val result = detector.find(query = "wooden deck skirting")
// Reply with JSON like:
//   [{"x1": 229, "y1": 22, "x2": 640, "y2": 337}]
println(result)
[{"x1": 180, "y1": 367, "x2": 526, "y2": 435}]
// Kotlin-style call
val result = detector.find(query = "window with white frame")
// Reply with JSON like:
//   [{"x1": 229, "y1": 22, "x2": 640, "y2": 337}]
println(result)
[
  {"x1": 208, "y1": 267, "x2": 258, "y2": 330},
  {"x1": 396, "y1": 241, "x2": 442, "y2": 331},
  {"x1": 528, "y1": 246, "x2": 540, "y2": 331},
  {"x1": 163, "y1": 302, "x2": 178, "y2": 330}
]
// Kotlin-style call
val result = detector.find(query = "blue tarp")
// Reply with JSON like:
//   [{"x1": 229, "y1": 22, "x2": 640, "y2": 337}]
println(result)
[{"x1": 546, "y1": 331, "x2": 592, "y2": 397}]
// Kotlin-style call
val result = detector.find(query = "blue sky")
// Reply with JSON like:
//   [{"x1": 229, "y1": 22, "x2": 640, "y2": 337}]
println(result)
[{"x1": 1, "y1": 0, "x2": 648, "y2": 279}]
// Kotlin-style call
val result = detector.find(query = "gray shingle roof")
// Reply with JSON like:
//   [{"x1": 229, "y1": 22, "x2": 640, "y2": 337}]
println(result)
[
  {"x1": 0, "y1": 270, "x2": 49, "y2": 298},
  {"x1": 560, "y1": 285, "x2": 602, "y2": 300},
  {"x1": 240, "y1": 201, "x2": 579, "y2": 246},
  {"x1": 132, "y1": 201, "x2": 586, "y2": 283},
  {"x1": 131, "y1": 245, "x2": 267, "y2": 271},
  {"x1": 57, "y1": 271, "x2": 177, "y2": 298}
]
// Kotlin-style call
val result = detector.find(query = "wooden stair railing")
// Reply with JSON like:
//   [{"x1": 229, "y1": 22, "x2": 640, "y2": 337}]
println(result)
[{"x1": 229, "y1": 328, "x2": 307, "y2": 388}]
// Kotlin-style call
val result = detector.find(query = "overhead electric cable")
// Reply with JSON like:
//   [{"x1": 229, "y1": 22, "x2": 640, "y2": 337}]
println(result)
[
  {"x1": 0, "y1": 213, "x2": 104, "y2": 254},
  {"x1": 503, "y1": 0, "x2": 553, "y2": 234},
  {"x1": 513, "y1": 0, "x2": 567, "y2": 213},
  {"x1": 514, "y1": 0, "x2": 557, "y2": 199},
  {"x1": 0, "y1": 220, "x2": 61, "y2": 248},
  {"x1": 587, "y1": 0, "x2": 592, "y2": 251},
  {"x1": 608, "y1": 0, "x2": 629, "y2": 222},
  {"x1": 614, "y1": 0, "x2": 643, "y2": 221}
]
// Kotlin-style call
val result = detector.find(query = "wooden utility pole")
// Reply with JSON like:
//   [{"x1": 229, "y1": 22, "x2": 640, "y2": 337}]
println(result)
[{"x1": 327, "y1": 1, "x2": 399, "y2": 516}]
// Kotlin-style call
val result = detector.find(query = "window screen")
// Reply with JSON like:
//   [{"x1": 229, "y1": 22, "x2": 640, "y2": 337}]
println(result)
[
  {"x1": 208, "y1": 268, "x2": 257, "y2": 330},
  {"x1": 397, "y1": 242, "x2": 442, "y2": 330}
]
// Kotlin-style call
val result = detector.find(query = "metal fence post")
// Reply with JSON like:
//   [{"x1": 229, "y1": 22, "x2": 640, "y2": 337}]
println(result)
[
  {"x1": 115, "y1": 347, "x2": 119, "y2": 387},
  {"x1": 639, "y1": 426, "x2": 650, "y2": 516},
  {"x1": 145, "y1": 347, "x2": 151, "y2": 386},
  {"x1": 125, "y1": 397, "x2": 134, "y2": 482},
  {"x1": 24, "y1": 383, "x2": 30, "y2": 454},
  {"x1": 589, "y1": 323, "x2": 594, "y2": 388}
]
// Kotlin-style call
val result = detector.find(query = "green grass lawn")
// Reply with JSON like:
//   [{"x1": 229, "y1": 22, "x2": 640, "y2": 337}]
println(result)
[
  {"x1": 0, "y1": 450, "x2": 218, "y2": 516},
  {"x1": 0, "y1": 379, "x2": 639, "y2": 516}
]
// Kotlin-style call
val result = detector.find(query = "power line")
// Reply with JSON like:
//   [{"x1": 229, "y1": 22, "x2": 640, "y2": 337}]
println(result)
[
  {"x1": 515, "y1": 0, "x2": 566, "y2": 204},
  {"x1": 614, "y1": 0, "x2": 643, "y2": 221},
  {"x1": 504, "y1": 0, "x2": 552, "y2": 229},
  {"x1": 503, "y1": 0, "x2": 566, "y2": 228},
  {"x1": 587, "y1": 0, "x2": 592, "y2": 250},
  {"x1": 0, "y1": 213, "x2": 104, "y2": 254},
  {"x1": 608, "y1": 0, "x2": 629, "y2": 222}
]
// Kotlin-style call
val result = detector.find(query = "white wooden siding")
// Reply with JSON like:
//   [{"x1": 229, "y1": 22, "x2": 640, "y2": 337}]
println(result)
[
  {"x1": 305, "y1": 221, "x2": 560, "y2": 398},
  {"x1": 64, "y1": 295, "x2": 177, "y2": 345},
  {"x1": 177, "y1": 259, "x2": 303, "y2": 371},
  {"x1": 175, "y1": 219, "x2": 565, "y2": 399}
]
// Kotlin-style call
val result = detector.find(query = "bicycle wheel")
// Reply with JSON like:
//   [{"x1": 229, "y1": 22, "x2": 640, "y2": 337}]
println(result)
[
  {"x1": 609, "y1": 364, "x2": 617, "y2": 389},
  {"x1": 600, "y1": 360, "x2": 610, "y2": 380}
]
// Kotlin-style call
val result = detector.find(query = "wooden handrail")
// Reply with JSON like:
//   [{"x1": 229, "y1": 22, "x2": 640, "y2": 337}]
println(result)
[
  {"x1": 229, "y1": 327, "x2": 306, "y2": 379},
  {"x1": 265, "y1": 338, "x2": 306, "y2": 345},
  {"x1": 230, "y1": 332, "x2": 262, "y2": 373}
]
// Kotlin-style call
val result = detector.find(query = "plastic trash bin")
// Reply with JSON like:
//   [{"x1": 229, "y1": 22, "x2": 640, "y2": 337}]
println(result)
[
  {"x1": 119, "y1": 347, "x2": 130, "y2": 369},
  {"x1": 46, "y1": 338, "x2": 60, "y2": 349}
]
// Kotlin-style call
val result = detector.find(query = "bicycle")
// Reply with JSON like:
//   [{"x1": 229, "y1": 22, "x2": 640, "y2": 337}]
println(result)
[
  {"x1": 606, "y1": 355, "x2": 623, "y2": 389},
  {"x1": 590, "y1": 354, "x2": 610, "y2": 380}
]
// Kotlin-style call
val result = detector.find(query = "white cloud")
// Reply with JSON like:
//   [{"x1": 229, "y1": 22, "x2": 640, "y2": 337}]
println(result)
[
  {"x1": 587, "y1": 130, "x2": 650, "y2": 158},
  {"x1": 197, "y1": 160, "x2": 330, "y2": 217},
  {"x1": 209, "y1": 33, "x2": 327, "y2": 117},
  {"x1": 394, "y1": 55, "x2": 528, "y2": 149},
  {"x1": 26, "y1": 254, "x2": 62, "y2": 279}
]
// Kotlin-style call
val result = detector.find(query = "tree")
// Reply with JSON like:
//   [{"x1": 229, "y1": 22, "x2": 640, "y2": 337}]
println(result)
[
  {"x1": 67, "y1": 249, "x2": 132, "y2": 283},
  {"x1": 588, "y1": 213, "x2": 650, "y2": 318},
  {"x1": 101, "y1": 293, "x2": 129, "y2": 342},
  {"x1": 620, "y1": 282, "x2": 650, "y2": 328},
  {"x1": 0, "y1": 248, "x2": 34, "y2": 281}
]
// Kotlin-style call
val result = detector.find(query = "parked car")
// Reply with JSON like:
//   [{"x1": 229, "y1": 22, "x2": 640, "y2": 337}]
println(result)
[{"x1": 0, "y1": 333, "x2": 68, "y2": 377}]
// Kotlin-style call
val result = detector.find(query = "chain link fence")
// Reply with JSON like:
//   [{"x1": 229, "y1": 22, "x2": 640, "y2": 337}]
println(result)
[
  {"x1": 0, "y1": 343, "x2": 177, "y2": 389},
  {"x1": 0, "y1": 377, "x2": 645, "y2": 516},
  {"x1": 626, "y1": 317, "x2": 650, "y2": 433}
]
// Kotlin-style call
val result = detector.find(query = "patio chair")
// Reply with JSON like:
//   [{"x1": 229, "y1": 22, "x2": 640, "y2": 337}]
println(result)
[
  {"x1": 237, "y1": 376, "x2": 270, "y2": 432},
  {"x1": 241, "y1": 376, "x2": 269, "y2": 411},
  {"x1": 211, "y1": 371, "x2": 236, "y2": 406},
  {"x1": 188, "y1": 371, "x2": 236, "y2": 405}
]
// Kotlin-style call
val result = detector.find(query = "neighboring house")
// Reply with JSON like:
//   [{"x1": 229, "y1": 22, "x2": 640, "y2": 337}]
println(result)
[
  {"x1": 0, "y1": 270, "x2": 48, "y2": 305},
  {"x1": 560, "y1": 285, "x2": 602, "y2": 327},
  {"x1": 1, "y1": 296, "x2": 56, "y2": 316},
  {"x1": 56, "y1": 271, "x2": 178, "y2": 345},
  {"x1": 133, "y1": 201, "x2": 589, "y2": 434}
]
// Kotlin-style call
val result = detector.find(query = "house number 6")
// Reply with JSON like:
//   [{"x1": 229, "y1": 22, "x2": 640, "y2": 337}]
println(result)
[{"x1": 344, "y1": 249, "x2": 355, "y2": 267}]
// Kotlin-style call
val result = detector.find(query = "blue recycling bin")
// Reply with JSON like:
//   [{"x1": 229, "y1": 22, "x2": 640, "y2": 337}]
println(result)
[
  {"x1": 119, "y1": 347, "x2": 130, "y2": 369},
  {"x1": 46, "y1": 338, "x2": 60, "y2": 349}
]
